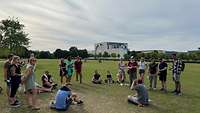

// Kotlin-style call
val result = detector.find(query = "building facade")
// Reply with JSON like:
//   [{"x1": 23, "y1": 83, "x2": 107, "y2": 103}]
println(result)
[{"x1": 95, "y1": 42, "x2": 128, "y2": 58}]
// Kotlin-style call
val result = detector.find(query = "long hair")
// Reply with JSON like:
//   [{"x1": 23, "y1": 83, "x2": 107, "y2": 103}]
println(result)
[{"x1": 11, "y1": 56, "x2": 20, "y2": 64}]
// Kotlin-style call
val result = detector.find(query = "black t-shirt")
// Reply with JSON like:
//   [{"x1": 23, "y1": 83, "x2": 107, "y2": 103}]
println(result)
[
  {"x1": 107, "y1": 74, "x2": 112, "y2": 79},
  {"x1": 94, "y1": 74, "x2": 101, "y2": 80},
  {"x1": 149, "y1": 63, "x2": 158, "y2": 74},
  {"x1": 60, "y1": 63, "x2": 66, "y2": 71},
  {"x1": 159, "y1": 62, "x2": 168, "y2": 75}
]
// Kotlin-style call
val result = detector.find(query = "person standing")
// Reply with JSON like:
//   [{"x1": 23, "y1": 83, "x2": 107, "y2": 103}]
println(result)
[
  {"x1": 138, "y1": 58, "x2": 147, "y2": 83},
  {"x1": 158, "y1": 58, "x2": 168, "y2": 92},
  {"x1": 74, "y1": 56, "x2": 83, "y2": 84},
  {"x1": 23, "y1": 57, "x2": 40, "y2": 110},
  {"x1": 171, "y1": 54, "x2": 184, "y2": 96},
  {"x1": 65, "y1": 56, "x2": 74, "y2": 84},
  {"x1": 9, "y1": 56, "x2": 22, "y2": 107},
  {"x1": 118, "y1": 58, "x2": 126, "y2": 83},
  {"x1": 59, "y1": 58, "x2": 67, "y2": 84},
  {"x1": 3, "y1": 54, "x2": 14, "y2": 103},
  {"x1": 148, "y1": 59, "x2": 158, "y2": 90},
  {"x1": 128, "y1": 57, "x2": 138, "y2": 87}
]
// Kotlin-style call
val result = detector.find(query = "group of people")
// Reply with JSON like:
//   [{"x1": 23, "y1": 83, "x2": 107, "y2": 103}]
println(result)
[
  {"x1": 91, "y1": 54, "x2": 185, "y2": 106},
  {"x1": 3, "y1": 54, "x2": 40, "y2": 109},
  {"x1": 2, "y1": 54, "x2": 84, "y2": 111},
  {"x1": 59, "y1": 56, "x2": 83, "y2": 84},
  {"x1": 2, "y1": 53, "x2": 185, "y2": 110}
]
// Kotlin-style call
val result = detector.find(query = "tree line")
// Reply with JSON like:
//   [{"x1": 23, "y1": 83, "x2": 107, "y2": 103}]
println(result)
[{"x1": 0, "y1": 17, "x2": 200, "y2": 60}]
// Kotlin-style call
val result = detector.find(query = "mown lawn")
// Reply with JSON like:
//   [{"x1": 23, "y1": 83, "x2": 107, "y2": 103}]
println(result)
[{"x1": 0, "y1": 59, "x2": 200, "y2": 113}]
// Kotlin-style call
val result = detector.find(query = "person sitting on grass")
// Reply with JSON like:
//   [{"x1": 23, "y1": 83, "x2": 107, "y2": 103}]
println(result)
[
  {"x1": 128, "y1": 79, "x2": 149, "y2": 107},
  {"x1": 41, "y1": 71, "x2": 57, "y2": 90},
  {"x1": 92, "y1": 70, "x2": 102, "y2": 84},
  {"x1": 117, "y1": 70, "x2": 125, "y2": 84},
  {"x1": 105, "y1": 71, "x2": 114, "y2": 84},
  {"x1": 49, "y1": 84, "x2": 83, "y2": 111}
]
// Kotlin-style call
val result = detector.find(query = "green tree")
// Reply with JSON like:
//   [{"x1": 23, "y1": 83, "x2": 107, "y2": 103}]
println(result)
[
  {"x1": 0, "y1": 17, "x2": 30, "y2": 51},
  {"x1": 103, "y1": 51, "x2": 110, "y2": 57},
  {"x1": 111, "y1": 53, "x2": 117, "y2": 58},
  {"x1": 0, "y1": 17, "x2": 30, "y2": 58}
]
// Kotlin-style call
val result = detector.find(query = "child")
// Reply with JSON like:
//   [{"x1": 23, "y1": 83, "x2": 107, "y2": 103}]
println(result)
[
  {"x1": 128, "y1": 79, "x2": 149, "y2": 107},
  {"x1": 105, "y1": 71, "x2": 114, "y2": 84},
  {"x1": 49, "y1": 84, "x2": 83, "y2": 111},
  {"x1": 41, "y1": 71, "x2": 57, "y2": 90},
  {"x1": 117, "y1": 70, "x2": 124, "y2": 84},
  {"x1": 92, "y1": 70, "x2": 102, "y2": 84}
]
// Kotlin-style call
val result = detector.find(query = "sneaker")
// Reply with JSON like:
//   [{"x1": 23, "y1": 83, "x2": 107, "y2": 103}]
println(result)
[
  {"x1": 10, "y1": 101, "x2": 20, "y2": 108},
  {"x1": 77, "y1": 100, "x2": 83, "y2": 105},
  {"x1": 160, "y1": 88, "x2": 164, "y2": 91},
  {"x1": 153, "y1": 88, "x2": 157, "y2": 90},
  {"x1": 171, "y1": 90, "x2": 177, "y2": 93},
  {"x1": 175, "y1": 92, "x2": 182, "y2": 96},
  {"x1": 15, "y1": 100, "x2": 21, "y2": 105}
]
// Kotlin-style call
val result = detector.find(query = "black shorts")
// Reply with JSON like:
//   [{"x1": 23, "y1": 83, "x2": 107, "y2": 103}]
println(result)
[
  {"x1": 139, "y1": 69, "x2": 145, "y2": 75},
  {"x1": 60, "y1": 70, "x2": 67, "y2": 76},
  {"x1": 159, "y1": 73, "x2": 167, "y2": 82}
]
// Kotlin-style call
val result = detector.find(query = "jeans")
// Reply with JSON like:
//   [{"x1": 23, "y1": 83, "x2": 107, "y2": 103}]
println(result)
[{"x1": 149, "y1": 75, "x2": 157, "y2": 89}]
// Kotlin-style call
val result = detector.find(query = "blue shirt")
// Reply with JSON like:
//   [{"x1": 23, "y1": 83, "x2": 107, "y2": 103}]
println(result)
[{"x1": 55, "y1": 87, "x2": 71, "y2": 110}]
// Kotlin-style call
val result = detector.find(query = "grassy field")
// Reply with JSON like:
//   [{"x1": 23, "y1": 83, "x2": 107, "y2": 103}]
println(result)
[{"x1": 0, "y1": 59, "x2": 200, "y2": 113}]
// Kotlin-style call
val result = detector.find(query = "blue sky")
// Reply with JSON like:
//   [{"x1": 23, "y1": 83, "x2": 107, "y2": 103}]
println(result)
[{"x1": 0, "y1": 0, "x2": 200, "y2": 52}]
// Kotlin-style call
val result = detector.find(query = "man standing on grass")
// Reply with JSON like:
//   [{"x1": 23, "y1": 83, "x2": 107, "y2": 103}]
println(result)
[
  {"x1": 3, "y1": 54, "x2": 14, "y2": 103},
  {"x1": 128, "y1": 56, "x2": 138, "y2": 87},
  {"x1": 171, "y1": 54, "x2": 184, "y2": 96},
  {"x1": 158, "y1": 58, "x2": 168, "y2": 93},
  {"x1": 148, "y1": 59, "x2": 158, "y2": 90},
  {"x1": 74, "y1": 56, "x2": 83, "y2": 84}
]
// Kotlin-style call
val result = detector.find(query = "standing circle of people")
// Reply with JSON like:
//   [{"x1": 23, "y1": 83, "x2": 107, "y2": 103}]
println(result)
[{"x1": 1, "y1": 53, "x2": 186, "y2": 110}]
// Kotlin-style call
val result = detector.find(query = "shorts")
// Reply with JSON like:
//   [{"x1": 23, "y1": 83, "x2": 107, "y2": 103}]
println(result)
[
  {"x1": 60, "y1": 70, "x2": 67, "y2": 76},
  {"x1": 159, "y1": 73, "x2": 167, "y2": 82},
  {"x1": 173, "y1": 74, "x2": 180, "y2": 82},
  {"x1": 139, "y1": 69, "x2": 145, "y2": 75}
]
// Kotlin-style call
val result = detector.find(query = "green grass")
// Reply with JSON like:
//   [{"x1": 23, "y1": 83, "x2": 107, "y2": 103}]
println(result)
[{"x1": 0, "y1": 59, "x2": 200, "y2": 113}]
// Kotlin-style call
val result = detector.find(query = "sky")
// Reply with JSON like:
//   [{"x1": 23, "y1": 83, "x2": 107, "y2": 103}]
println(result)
[{"x1": 0, "y1": 0, "x2": 200, "y2": 52}]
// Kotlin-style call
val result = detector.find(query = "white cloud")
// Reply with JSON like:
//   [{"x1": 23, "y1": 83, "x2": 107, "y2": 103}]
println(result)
[{"x1": 0, "y1": 0, "x2": 199, "y2": 52}]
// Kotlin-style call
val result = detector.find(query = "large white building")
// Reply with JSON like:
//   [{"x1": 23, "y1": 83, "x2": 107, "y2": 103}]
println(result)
[{"x1": 95, "y1": 42, "x2": 128, "y2": 58}]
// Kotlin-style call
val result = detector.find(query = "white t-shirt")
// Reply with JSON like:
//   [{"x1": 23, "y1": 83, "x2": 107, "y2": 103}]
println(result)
[{"x1": 138, "y1": 61, "x2": 146, "y2": 70}]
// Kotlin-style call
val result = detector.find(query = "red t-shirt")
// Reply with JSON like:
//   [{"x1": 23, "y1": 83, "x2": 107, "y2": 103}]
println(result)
[
  {"x1": 128, "y1": 61, "x2": 138, "y2": 72},
  {"x1": 75, "y1": 61, "x2": 82, "y2": 72}
]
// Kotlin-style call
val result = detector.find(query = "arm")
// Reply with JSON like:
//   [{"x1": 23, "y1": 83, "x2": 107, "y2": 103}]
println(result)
[{"x1": 3, "y1": 65, "x2": 8, "y2": 81}]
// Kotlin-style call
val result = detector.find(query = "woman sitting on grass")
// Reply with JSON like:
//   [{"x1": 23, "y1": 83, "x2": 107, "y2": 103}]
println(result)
[
  {"x1": 49, "y1": 84, "x2": 83, "y2": 111},
  {"x1": 41, "y1": 71, "x2": 57, "y2": 91},
  {"x1": 128, "y1": 79, "x2": 149, "y2": 107},
  {"x1": 92, "y1": 70, "x2": 102, "y2": 84}
]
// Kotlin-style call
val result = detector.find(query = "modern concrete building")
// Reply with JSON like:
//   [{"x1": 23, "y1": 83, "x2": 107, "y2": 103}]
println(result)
[{"x1": 95, "y1": 42, "x2": 128, "y2": 58}]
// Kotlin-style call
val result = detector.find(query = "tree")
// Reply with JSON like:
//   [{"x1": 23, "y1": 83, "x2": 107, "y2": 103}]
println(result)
[
  {"x1": 0, "y1": 17, "x2": 30, "y2": 51},
  {"x1": 103, "y1": 51, "x2": 110, "y2": 57},
  {"x1": 38, "y1": 51, "x2": 51, "y2": 59},
  {"x1": 111, "y1": 53, "x2": 117, "y2": 58},
  {"x1": 78, "y1": 49, "x2": 88, "y2": 58},
  {"x1": 69, "y1": 46, "x2": 78, "y2": 57}
]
